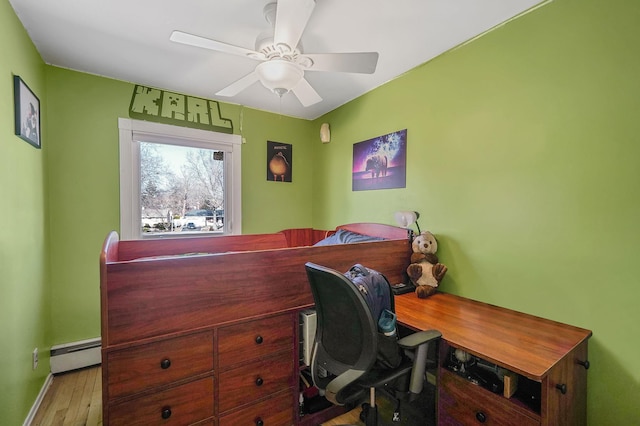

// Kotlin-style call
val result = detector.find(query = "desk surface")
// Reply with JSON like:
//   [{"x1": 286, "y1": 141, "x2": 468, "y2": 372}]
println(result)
[{"x1": 395, "y1": 292, "x2": 592, "y2": 381}]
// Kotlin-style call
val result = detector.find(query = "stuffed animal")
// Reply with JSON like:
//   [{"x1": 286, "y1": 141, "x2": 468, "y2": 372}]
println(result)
[{"x1": 407, "y1": 231, "x2": 448, "y2": 298}]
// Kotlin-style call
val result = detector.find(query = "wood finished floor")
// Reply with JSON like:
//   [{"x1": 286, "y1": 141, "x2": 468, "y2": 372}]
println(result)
[
  {"x1": 320, "y1": 409, "x2": 363, "y2": 425},
  {"x1": 31, "y1": 366, "x2": 102, "y2": 426},
  {"x1": 30, "y1": 366, "x2": 361, "y2": 426}
]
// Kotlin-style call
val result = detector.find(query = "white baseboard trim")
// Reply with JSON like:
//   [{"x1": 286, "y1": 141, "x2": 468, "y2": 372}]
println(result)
[{"x1": 23, "y1": 373, "x2": 53, "y2": 426}]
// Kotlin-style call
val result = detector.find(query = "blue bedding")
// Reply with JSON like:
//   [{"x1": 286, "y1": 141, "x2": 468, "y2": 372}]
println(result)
[{"x1": 313, "y1": 229, "x2": 386, "y2": 246}]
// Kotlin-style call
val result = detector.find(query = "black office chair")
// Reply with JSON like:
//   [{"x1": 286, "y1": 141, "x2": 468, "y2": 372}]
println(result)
[{"x1": 304, "y1": 262, "x2": 441, "y2": 426}]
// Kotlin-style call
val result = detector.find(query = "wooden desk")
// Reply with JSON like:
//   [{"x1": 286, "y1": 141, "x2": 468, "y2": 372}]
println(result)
[{"x1": 395, "y1": 292, "x2": 592, "y2": 426}]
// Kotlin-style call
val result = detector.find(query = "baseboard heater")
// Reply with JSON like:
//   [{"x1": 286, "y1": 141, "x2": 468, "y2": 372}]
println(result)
[{"x1": 50, "y1": 337, "x2": 101, "y2": 374}]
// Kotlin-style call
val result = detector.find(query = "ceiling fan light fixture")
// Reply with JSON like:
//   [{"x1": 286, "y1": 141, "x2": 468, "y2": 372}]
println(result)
[
  {"x1": 256, "y1": 60, "x2": 303, "y2": 96},
  {"x1": 171, "y1": 0, "x2": 373, "y2": 106}
]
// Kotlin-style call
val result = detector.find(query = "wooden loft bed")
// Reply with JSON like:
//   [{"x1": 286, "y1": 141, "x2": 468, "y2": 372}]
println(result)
[{"x1": 99, "y1": 223, "x2": 411, "y2": 425}]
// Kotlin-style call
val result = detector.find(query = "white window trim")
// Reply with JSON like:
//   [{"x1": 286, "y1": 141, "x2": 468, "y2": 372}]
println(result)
[{"x1": 118, "y1": 118, "x2": 242, "y2": 240}]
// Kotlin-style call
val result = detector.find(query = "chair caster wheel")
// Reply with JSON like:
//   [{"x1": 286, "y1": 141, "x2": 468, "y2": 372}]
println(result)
[
  {"x1": 360, "y1": 403, "x2": 370, "y2": 422},
  {"x1": 359, "y1": 402, "x2": 378, "y2": 426}
]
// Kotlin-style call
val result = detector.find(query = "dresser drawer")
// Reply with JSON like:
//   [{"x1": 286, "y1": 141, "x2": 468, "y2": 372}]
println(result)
[
  {"x1": 218, "y1": 352, "x2": 294, "y2": 413},
  {"x1": 108, "y1": 378, "x2": 214, "y2": 426},
  {"x1": 219, "y1": 390, "x2": 293, "y2": 426},
  {"x1": 218, "y1": 314, "x2": 294, "y2": 368},
  {"x1": 107, "y1": 331, "x2": 213, "y2": 399},
  {"x1": 439, "y1": 370, "x2": 539, "y2": 426}
]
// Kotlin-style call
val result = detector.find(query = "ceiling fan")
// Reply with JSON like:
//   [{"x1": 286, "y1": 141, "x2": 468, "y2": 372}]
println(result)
[{"x1": 170, "y1": 0, "x2": 379, "y2": 107}]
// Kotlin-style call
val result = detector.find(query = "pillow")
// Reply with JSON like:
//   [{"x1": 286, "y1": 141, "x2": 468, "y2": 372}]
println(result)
[{"x1": 314, "y1": 229, "x2": 386, "y2": 246}]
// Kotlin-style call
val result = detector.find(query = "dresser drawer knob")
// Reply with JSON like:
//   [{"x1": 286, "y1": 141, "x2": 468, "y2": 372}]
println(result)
[
  {"x1": 161, "y1": 406, "x2": 172, "y2": 419},
  {"x1": 160, "y1": 358, "x2": 171, "y2": 369},
  {"x1": 255, "y1": 335, "x2": 264, "y2": 344},
  {"x1": 255, "y1": 418, "x2": 264, "y2": 426},
  {"x1": 255, "y1": 376, "x2": 264, "y2": 386},
  {"x1": 475, "y1": 411, "x2": 487, "y2": 423},
  {"x1": 578, "y1": 359, "x2": 590, "y2": 370},
  {"x1": 556, "y1": 383, "x2": 567, "y2": 394}
]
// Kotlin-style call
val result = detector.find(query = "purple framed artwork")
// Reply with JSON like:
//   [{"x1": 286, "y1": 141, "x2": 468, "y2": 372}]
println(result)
[{"x1": 352, "y1": 129, "x2": 407, "y2": 191}]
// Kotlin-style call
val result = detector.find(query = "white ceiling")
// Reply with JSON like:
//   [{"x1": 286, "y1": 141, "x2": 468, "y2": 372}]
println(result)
[{"x1": 9, "y1": 0, "x2": 544, "y2": 120}]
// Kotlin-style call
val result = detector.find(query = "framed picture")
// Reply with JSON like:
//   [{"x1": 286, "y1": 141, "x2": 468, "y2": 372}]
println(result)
[
  {"x1": 267, "y1": 141, "x2": 292, "y2": 182},
  {"x1": 14, "y1": 75, "x2": 41, "y2": 149},
  {"x1": 352, "y1": 129, "x2": 407, "y2": 191}
]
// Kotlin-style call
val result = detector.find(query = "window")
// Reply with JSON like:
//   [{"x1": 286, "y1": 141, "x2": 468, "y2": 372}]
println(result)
[{"x1": 119, "y1": 118, "x2": 241, "y2": 240}]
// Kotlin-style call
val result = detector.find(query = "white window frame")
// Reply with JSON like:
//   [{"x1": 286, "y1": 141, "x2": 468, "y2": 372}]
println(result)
[{"x1": 118, "y1": 118, "x2": 242, "y2": 240}]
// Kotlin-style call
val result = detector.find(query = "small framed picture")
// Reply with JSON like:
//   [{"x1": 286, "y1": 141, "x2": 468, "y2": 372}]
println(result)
[
  {"x1": 14, "y1": 75, "x2": 41, "y2": 149},
  {"x1": 267, "y1": 141, "x2": 292, "y2": 182}
]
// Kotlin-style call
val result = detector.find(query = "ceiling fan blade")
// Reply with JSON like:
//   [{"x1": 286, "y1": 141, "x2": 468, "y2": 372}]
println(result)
[
  {"x1": 170, "y1": 31, "x2": 262, "y2": 59},
  {"x1": 303, "y1": 52, "x2": 379, "y2": 74},
  {"x1": 274, "y1": 0, "x2": 316, "y2": 50},
  {"x1": 291, "y1": 77, "x2": 322, "y2": 107},
  {"x1": 216, "y1": 72, "x2": 260, "y2": 97}
]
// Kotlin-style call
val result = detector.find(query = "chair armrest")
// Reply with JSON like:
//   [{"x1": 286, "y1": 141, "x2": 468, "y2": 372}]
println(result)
[
  {"x1": 325, "y1": 368, "x2": 367, "y2": 405},
  {"x1": 397, "y1": 330, "x2": 441, "y2": 349},
  {"x1": 397, "y1": 329, "x2": 441, "y2": 395}
]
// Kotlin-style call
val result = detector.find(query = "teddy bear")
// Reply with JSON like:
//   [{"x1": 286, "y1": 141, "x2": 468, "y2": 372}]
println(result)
[{"x1": 406, "y1": 231, "x2": 448, "y2": 298}]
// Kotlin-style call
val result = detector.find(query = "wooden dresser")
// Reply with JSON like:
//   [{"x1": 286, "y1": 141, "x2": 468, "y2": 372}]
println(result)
[
  {"x1": 103, "y1": 312, "x2": 297, "y2": 426},
  {"x1": 395, "y1": 293, "x2": 592, "y2": 426}
]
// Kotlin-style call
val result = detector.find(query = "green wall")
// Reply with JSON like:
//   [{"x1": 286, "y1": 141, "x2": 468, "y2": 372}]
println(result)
[
  {"x1": 44, "y1": 67, "x2": 317, "y2": 346},
  {"x1": 45, "y1": 68, "x2": 129, "y2": 343},
  {"x1": 0, "y1": 1, "x2": 49, "y2": 424},
  {"x1": 312, "y1": 0, "x2": 640, "y2": 424},
  {"x1": 232, "y1": 107, "x2": 316, "y2": 234}
]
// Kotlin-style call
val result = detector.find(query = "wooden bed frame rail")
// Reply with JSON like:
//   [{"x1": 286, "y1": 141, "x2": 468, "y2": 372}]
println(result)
[{"x1": 100, "y1": 224, "x2": 412, "y2": 346}]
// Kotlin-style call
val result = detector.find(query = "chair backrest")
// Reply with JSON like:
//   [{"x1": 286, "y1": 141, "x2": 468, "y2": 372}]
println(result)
[{"x1": 305, "y1": 262, "x2": 390, "y2": 394}]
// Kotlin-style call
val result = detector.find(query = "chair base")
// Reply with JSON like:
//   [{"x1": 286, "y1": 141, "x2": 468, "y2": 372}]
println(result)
[
  {"x1": 359, "y1": 386, "x2": 402, "y2": 425},
  {"x1": 354, "y1": 381, "x2": 437, "y2": 425},
  {"x1": 360, "y1": 402, "x2": 379, "y2": 426}
]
